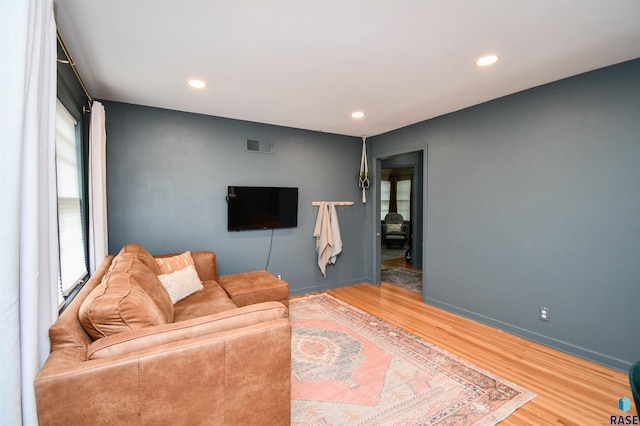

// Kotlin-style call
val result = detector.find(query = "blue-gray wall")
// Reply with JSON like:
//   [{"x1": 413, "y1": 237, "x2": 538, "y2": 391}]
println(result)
[
  {"x1": 104, "y1": 58, "x2": 638, "y2": 371},
  {"x1": 369, "y1": 58, "x2": 640, "y2": 371},
  {"x1": 104, "y1": 102, "x2": 370, "y2": 295}
]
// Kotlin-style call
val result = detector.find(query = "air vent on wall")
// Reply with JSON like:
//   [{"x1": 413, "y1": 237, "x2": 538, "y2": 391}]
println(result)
[{"x1": 246, "y1": 138, "x2": 274, "y2": 154}]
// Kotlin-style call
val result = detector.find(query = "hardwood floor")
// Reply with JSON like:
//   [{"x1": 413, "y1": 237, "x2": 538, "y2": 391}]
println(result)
[
  {"x1": 318, "y1": 282, "x2": 635, "y2": 425},
  {"x1": 381, "y1": 256, "x2": 420, "y2": 271}
]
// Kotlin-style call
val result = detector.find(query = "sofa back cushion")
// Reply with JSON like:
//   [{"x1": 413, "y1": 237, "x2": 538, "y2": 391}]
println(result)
[
  {"x1": 79, "y1": 254, "x2": 174, "y2": 340},
  {"x1": 117, "y1": 243, "x2": 161, "y2": 275},
  {"x1": 108, "y1": 253, "x2": 174, "y2": 322}
]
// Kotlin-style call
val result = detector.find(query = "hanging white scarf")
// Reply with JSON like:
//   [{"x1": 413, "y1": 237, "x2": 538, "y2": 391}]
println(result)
[
  {"x1": 329, "y1": 203, "x2": 342, "y2": 264},
  {"x1": 312, "y1": 202, "x2": 333, "y2": 277}
]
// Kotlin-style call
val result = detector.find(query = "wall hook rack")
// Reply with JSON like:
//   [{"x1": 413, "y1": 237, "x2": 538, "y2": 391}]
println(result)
[{"x1": 311, "y1": 201, "x2": 354, "y2": 206}]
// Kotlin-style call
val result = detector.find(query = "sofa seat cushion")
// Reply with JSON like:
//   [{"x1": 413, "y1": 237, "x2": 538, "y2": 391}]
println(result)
[
  {"x1": 79, "y1": 255, "x2": 174, "y2": 340},
  {"x1": 172, "y1": 280, "x2": 237, "y2": 322}
]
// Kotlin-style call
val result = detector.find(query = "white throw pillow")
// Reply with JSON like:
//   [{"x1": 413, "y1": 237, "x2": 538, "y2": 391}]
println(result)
[{"x1": 157, "y1": 264, "x2": 203, "y2": 304}]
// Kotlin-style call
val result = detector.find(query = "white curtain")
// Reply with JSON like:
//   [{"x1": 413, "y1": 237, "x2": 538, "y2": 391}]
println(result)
[
  {"x1": 0, "y1": 1, "x2": 58, "y2": 425},
  {"x1": 89, "y1": 101, "x2": 108, "y2": 271}
]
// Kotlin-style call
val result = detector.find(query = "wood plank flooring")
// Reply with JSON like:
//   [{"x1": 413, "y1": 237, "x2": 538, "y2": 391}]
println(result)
[
  {"x1": 381, "y1": 256, "x2": 420, "y2": 271},
  {"x1": 315, "y1": 281, "x2": 635, "y2": 425}
]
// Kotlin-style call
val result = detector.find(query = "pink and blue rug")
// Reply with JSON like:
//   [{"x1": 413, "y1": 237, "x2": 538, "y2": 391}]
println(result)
[{"x1": 290, "y1": 294, "x2": 535, "y2": 425}]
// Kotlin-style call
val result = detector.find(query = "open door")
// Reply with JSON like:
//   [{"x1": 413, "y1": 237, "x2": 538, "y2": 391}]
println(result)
[{"x1": 375, "y1": 150, "x2": 425, "y2": 293}]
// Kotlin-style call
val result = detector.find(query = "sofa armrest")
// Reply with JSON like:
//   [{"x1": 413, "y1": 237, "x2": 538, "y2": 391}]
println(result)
[
  {"x1": 35, "y1": 319, "x2": 291, "y2": 425},
  {"x1": 87, "y1": 301, "x2": 287, "y2": 359}
]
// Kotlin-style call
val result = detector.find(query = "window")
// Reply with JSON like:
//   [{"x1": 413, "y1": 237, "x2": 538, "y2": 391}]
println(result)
[
  {"x1": 380, "y1": 178, "x2": 411, "y2": 221},
  {"x1": 396, "y1": 179, "x2": 411, "y2": 221},
  {"x1": 55, "y1": 100, "x2": 88, "y2": 306},
  {"x1": 380, "y1": 180, "x2": 391, "y2": 220}
]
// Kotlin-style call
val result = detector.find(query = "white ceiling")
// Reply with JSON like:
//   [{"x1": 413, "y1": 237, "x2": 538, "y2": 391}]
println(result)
[{"x1": 54, "y1": 1, "x2": 640, "y2": 137}]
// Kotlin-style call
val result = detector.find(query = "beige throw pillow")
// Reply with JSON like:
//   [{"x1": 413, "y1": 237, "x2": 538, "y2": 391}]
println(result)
[
  {"x1": 386, "y1": 223, "x2": 403, "y2": 232},
  {"x1": 157, "y1": 264, "x2": 204, "y2": 304}
]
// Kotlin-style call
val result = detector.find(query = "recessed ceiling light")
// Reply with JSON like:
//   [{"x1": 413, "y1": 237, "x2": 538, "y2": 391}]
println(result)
[
  {"x1": 476, "y1": 55, "x2": 499, "y2": 67},
  {"x1": 188, "y1": 79, "x2": 207, "y2": 89},
  {"x1": 352, "y1": 111, "x2": 365, "y2": 119}
]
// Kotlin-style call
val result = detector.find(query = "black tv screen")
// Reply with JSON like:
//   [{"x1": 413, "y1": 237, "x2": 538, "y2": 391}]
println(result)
[{"x1": 227, "y1": 186, "x2": 298, "y2": 231}]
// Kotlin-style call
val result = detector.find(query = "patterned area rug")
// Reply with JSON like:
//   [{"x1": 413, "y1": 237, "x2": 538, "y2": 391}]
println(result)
[
  {"x1": 290, "y1": 294, "x2": 535, "y2": 425},
  {"x1": 381, "y1": 267, "x2": 423, "y2": 293}
]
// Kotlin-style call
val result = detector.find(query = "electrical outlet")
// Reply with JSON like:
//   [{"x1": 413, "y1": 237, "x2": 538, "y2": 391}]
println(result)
[{"x1": 539, "y1": 306, "x2": 550, "y2": 322}]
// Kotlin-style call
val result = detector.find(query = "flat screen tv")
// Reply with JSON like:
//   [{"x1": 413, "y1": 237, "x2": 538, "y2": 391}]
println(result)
[{"x1": 227, "y1": 186, "x2": 298, "y2": 231}]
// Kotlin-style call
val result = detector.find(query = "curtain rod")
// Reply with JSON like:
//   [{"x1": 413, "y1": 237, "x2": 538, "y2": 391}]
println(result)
[{"x1": 56, "y1": 28, "x2": 93, "y2": 112}]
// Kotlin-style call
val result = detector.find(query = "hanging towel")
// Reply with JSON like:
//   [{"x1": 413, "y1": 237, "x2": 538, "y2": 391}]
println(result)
[
  {"x1": 329, "y1": 203, "x2": 342, "y2": 264},
  {"x1": 313, "y1": 202, "x2": 333, "y2": 277}
]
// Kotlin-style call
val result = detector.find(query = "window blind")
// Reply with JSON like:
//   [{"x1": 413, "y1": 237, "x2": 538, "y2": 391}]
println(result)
[
  {"x1": 55, "y1": 101, "x2": 88, "y2": 303},
  {"x1": 380, "y1": 180, "x2": 391, "y2": 220},
  {"x1": 396, "y1": 179, "x2": 411, "y2": 221}
]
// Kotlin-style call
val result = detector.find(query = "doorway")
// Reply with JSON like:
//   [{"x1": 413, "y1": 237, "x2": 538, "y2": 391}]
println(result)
[{"x1": 376, "y1": 150, "x2": 424, "y2": 294}]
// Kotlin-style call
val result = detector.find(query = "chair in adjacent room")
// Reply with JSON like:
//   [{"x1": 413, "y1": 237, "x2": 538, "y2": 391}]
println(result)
[
  {"x1": 383, "y1": 212, "x2": 407, "y2": 248},
  {"x1": 631, "y1": 360, "x2": 640, "y2": 413}
]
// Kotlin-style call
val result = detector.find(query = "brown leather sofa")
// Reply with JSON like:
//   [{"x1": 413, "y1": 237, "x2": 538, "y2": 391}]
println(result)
[{"x1": 35, "y1": 243, "x2": 291, "y2": 425}]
